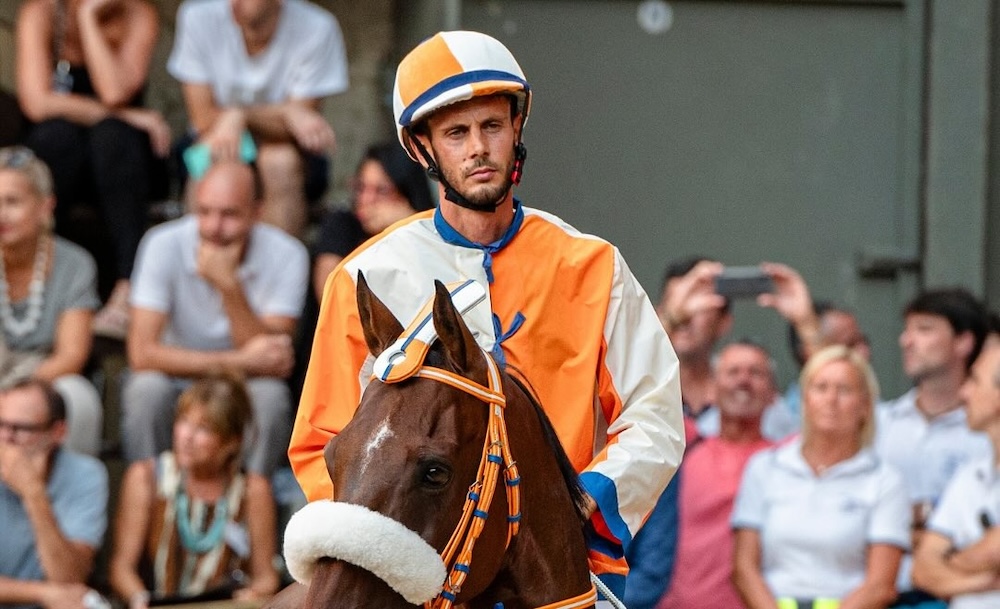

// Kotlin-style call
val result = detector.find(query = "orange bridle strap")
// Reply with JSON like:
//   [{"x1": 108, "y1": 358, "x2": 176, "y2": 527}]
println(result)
[
  {"x1": 405, "y1": 353, "x2": 596, "y2": 609},
  {"x1": 410, "y1": 353, "x2": 521, "y2": 609},
  {"x1": 535, "y1": 586, "x2": 599, "y2": 609}
]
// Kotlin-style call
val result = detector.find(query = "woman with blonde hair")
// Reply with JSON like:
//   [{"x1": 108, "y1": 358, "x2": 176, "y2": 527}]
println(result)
[
  {"x1": 732, "y1": 345, "x2": 911, "y2": 609},
  {"x1": 0, "y1": 145, "x2": 102, "y2": 455},
  {"x1": 109, "y1": 374, "x2": 279, "y2": 609}
]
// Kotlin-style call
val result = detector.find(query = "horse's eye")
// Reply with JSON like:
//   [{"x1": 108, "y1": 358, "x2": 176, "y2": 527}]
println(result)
[{"x1": 420, "y1": 463, "x2": 452, "y2": 489}]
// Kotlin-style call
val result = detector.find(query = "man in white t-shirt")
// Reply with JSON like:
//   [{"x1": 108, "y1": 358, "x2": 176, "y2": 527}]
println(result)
[
  {"x1": 913, "y1": 338, "x2": 1000, "y2": 608},
  {"x1": 168, "y1": 0, "x2": 349, "y2": 237},
  {"x1": 123, "y1": 160, "x2": 308, "y2": 478},
  {"x1": 875, "y1": 288, "x2": 992, "y2": 607}
]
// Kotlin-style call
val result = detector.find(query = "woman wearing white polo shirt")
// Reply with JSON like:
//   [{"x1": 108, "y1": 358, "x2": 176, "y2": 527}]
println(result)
[{"x1": 732, "y1": 345, "x2": 911, "y2": 609}]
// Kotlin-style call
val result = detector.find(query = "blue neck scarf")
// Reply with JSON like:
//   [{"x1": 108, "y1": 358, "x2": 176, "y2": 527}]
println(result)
[{"x1": 433, "y1": 200, "x2": 526, "y2": 367}]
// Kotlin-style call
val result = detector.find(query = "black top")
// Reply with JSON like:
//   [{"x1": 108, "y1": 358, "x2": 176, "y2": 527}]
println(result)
[{"x1": 314, "y1": 209, "x2": 368, "y2": 259}]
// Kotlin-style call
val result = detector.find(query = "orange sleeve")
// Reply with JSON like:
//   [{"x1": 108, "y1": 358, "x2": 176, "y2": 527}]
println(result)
[{"x1": 288, "y1": 268, "x2": 370, "y2": 501}]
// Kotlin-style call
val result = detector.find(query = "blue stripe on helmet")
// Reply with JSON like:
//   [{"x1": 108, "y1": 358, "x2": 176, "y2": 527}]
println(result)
[{"x1": 399, "y1": 69, "x2": 529, "y2": 127}]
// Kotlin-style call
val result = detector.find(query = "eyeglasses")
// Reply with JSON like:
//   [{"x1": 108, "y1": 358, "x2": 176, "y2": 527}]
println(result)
[
  {"x1": 350, "y1": 178, "x2": 401, "y2": 200},
  {"x1": 0, "y1": 418, "x2": 53, "y2": 440},
  {"x1": 0, "y1": 146, "x2": 38, "y2": 170}
]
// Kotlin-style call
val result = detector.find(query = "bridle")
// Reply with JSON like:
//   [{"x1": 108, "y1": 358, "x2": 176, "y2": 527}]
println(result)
[
  {"x1": 370, "y1": 281, "x2": 597, "y2": 609},
  {"x1": 416, "y1": 352, "x2": 518, "y2": 608},
  {"x1": 380, "y1": 352, "x2": 597, "y2": 609}
]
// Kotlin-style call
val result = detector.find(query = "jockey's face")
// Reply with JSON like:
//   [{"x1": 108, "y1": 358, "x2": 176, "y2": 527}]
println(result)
[{"x1": 420, "y1": 95, "x2": 520, "y2": 208}]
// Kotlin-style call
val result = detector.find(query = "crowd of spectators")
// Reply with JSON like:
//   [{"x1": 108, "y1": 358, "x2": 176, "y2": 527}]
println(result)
[
  {"x1": 1, "y1": 2, "x2": 999, "y2": 609},
  {"x1": 622, "y1": 259, "x2": 1000, "y2": 609}
]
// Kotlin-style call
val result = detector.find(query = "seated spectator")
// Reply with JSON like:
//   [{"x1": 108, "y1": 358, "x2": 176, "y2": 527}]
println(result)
[
  {"x1": 15, "y1": 0, "x2": 171, "y2": 339},
  {"x1": 167, "y1": 0, "x2": 349, "y2": 238},
  {"x1": 0, "y1": 378, "x2": 109, "y2": 609},
  {"x1": 0, "y1": 146, "x2": 103, "y2": 457},
  {"x1": 627, "y1": 341, "x2": 777, "y2": 609},
  {"x1": 122, "y1": 160, "x2": 307, "y2": 480},
  {"x1": 312, "y1": 141, "x2": 434, "y2": 300},
  {"x1": 732, "y1": 345, "x2": 910, "y2": 609},
  {"x1": 912, "y1": 337, "x2": 1000, "y2": 607},
  {"x1": 110, "y1": 374, "x2": 279, "y2": 608}
]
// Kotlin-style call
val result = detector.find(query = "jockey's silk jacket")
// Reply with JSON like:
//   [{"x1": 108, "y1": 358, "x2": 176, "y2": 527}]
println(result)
[{"x1": 289, "y1": 202, "x2": 685, "y2": 574}]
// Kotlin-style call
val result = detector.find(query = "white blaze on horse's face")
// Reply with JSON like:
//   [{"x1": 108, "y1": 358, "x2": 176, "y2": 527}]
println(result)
[{"x1": 360, "y1": 416, "x2": 395, "y2": 476}]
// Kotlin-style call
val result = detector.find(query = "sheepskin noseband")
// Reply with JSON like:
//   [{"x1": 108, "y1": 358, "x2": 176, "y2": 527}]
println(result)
[{"x1": 283, "y1": 500, "x2": 447, "y2": 604}]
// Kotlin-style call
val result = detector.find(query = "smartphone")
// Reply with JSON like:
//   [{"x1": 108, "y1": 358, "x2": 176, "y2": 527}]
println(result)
[{"x1": 714, "y1": 266, "x2": 774, "y2": 298}]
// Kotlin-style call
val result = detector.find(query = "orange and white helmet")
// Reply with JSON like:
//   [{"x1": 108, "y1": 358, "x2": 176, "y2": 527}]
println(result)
[{"x1": 393, "y1": 31, "x2": 531, "y2": 162}]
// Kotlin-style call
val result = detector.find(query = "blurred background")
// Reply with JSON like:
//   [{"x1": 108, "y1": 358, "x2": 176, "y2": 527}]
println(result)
[{"x1": 3, "y1": 0, "x2": 998, "y2": 397}]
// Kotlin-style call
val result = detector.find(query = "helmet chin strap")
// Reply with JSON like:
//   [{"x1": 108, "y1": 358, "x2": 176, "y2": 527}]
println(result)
[{"x1": 409, "y1": 135, "x2": 526, "y2": 213}]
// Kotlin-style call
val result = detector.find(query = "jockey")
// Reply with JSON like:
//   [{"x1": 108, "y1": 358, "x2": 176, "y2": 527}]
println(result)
[{"x1": 289, "y1": 30, "x2": 685, "y2": 596}]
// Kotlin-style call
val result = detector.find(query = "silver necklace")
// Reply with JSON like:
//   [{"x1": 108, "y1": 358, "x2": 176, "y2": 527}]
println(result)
[{"x1": 0, "y1": 236, "x2": 49, "y2": 338}]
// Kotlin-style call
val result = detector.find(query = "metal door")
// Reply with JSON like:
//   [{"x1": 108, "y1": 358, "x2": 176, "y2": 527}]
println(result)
[{"x1": 462, "y1": 0, "x2": 925, "y2": 395}]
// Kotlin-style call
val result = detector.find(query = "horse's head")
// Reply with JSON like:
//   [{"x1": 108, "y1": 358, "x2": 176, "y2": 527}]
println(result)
[{"x1": 281, "y1": 274, "x2": 593, "y2": 609}]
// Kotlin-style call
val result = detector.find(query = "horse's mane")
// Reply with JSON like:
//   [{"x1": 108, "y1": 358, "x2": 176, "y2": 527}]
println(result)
[{"x1": 506, "y1": 370, "x2": 590, "y2": 525}]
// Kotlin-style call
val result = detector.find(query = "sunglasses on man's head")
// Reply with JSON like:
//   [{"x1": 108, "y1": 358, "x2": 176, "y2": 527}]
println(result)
[{"x1": 0, "y1": 146, "x2": 39, "y2": 170}]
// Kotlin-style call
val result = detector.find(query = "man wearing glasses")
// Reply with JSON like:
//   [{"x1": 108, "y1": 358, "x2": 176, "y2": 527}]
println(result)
[{"x1": 0, "y1": 379, "x2": 109, "y2": 609}]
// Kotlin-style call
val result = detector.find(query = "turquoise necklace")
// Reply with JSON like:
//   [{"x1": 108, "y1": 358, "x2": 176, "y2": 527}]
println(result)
[{"x1": 175, "y1": 489, "x2": 229, "y2": 554}]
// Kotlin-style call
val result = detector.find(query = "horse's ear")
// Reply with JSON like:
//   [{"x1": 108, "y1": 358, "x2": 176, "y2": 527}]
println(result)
[
  {"x1": 356, "y1": 271, "x2": 403, "y2": 357},
  {"x1": 432, "y1": 280, "x2": 486, "y2": 376}
]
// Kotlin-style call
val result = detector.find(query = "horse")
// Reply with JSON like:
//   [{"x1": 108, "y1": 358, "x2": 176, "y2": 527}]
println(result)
[{"x1": 268, "y1": 276, "x2": 597, "y2": 609}]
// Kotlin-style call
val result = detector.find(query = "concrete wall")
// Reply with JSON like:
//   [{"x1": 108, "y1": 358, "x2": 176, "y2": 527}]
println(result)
[{"x1": 0, "y1": 0, "x2": 398, "y2": 203}]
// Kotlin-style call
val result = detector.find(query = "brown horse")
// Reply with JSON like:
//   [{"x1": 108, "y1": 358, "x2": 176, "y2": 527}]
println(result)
[{"x1": 268, "y1": 277, "x2": 595, "y2": 609}]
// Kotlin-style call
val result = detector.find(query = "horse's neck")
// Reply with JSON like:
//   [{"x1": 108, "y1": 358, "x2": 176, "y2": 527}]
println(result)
[
  {"x1": 469, "y1": 534, "x2": 592, "y2": 609},
  {"x1": 467, "y1": 398, "x2": 591, "y2": 609}
]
